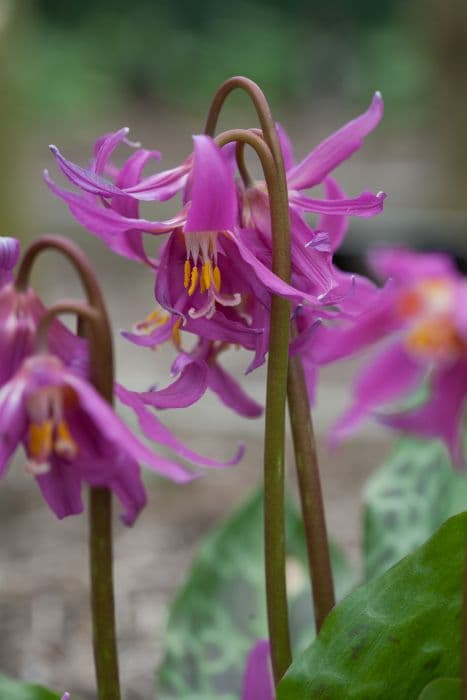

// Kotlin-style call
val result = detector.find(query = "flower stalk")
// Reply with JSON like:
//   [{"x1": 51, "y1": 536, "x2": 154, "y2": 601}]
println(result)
[
  {"x1": 17, "y1": 236, "x2": 121, "y2": 700},
  {"x1": 207, "y1": 76, "x2": 335, "y2": 655},
  {"x1": 215, "y1": 127, "x2": 292, "y2": 683}
]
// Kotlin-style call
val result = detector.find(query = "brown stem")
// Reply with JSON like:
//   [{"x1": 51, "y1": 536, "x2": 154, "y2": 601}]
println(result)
[
  {"x1": 287, "y1": 347, "x2": 335, "y2": 631},
  {"x1": 35, "y1": 300, "x2": 99, "y2": 353},
  {"x1": 18, "y1": 235, "x2": 121, "y2": 700}
]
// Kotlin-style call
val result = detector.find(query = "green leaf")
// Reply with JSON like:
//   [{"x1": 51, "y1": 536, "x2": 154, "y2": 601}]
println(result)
[
  {"x1": 157, "y1": 488, "x2": 355, "y2": 700},
  {"x1": 418, "y1": 678, "x2": 462, "y2": 699},
  {"x1": 363, "y1": 437, "x2": 467, "y2": 579},
  {"x1": 277, "y1": 511, "x2": 467, "y2": 700},
  {"x1": 0, "y1": 675, "x2": 61, "y2": 699}
]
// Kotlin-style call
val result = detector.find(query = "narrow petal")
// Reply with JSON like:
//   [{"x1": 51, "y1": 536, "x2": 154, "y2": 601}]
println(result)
[
  {"x1": 329, "y1": 342, "x2": 423, "y2": 445},
  {"x1": 113, "y1": 149, "x2": 161, "y2": 218},
  {"x1": 290, "y1": 190, "x2": 386, "y2": 218},
  {"x1": 207, "y1": 361, "x2": 263, "y2": 418},
  {"x1": 92, "y1": 127, "x2": 132, "y2": 174},
  {"x1": 276, "y1": 122, "x2": 295, "y2": 170},
  {"x1": 0, "y1": 376, "x2": 28, "y2": 473},
  {"x1": 50, "y1": 144, "x2": 128, "y2": 198},
  {"x1": 368, "y1": 247, "x2": 459, "y2": 283},
  {"x1": 316, "y1": 177, "x2": 348, "y2": 252},
  {"x1": 287, "y1": 92, "x2": 384, "y2": 190},
  {"x1": 35, "y1": 458, "x2": 84, "y2": 519},
  {"x1": 44, "y1": 171, "x2": 185, "y2": 239},
  {"x1": 116, "y1": 384, "x2": 245, "y2": 469},
  {"x1": 242, "y1": 640, "x2": 274, "y2": 700},
  {"x1": 62, "y1": 371, "x2": 194, "y2": 483},
  {"x1": 0, "y1": 237, "x2": 20, "y2": 287},
  {"x1": 185, "y1": 135, "x2": 237, "y2": 233},
  {"x1": 124, "y1": 159, "x2": 191, "y2": 201},
  {"x1": 311, "y1": 282, "x2": 400, "y2": 363},
  {"x1": 121, "y1": 317, "x2": 174, "y2": 348},
  {"x1": 116, "y1": 358, "x2": 208, "y2": 410},
  {"x1": 381, "y1": 360, "x2": 467, "y2": 464}
]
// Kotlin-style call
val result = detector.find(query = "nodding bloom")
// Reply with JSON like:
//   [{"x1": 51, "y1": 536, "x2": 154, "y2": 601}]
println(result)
[
  {"x1": 0, "y1": 236, "x2": 20, "y2": 286},
  {"x1": 0, "y1": 353, "x2": 243, "y2": 525},
  {"x1": 314, "y1": 248, "x2": 467, "y2": 462},
  {"x1": 240, "y1": 92, "x2": 386, "y2": 296},
  {"x1": 242, "y1": 640, "x2": 274, "y2": 700},
  {"x1": 46, "y1": 132, "x2": 323, "y2": 360}
]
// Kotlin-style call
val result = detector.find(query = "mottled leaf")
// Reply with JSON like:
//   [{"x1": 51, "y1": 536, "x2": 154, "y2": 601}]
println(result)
[
  {"x1": 157, "y1": 488, "x2": 355, "y2": 699},
  {"x1": 0, "y1": 675, "x2": 61, "y2": 699},
  {"x1": 364, "y1": 437, "x2": 467, "y2": 579},
  {"x1": 278, "y1": 511, "x2": 467, "y2": 700},
  {"x1": 418, "y1": 678, "x2": 462, "y2": 699}
]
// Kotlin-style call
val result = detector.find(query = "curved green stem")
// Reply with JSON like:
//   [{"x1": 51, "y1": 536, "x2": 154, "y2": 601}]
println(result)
[
  {"x1": 18, "y1": 235, "x2": 121, "y2": 700},
  {"x1": 216, "y1": 128, "x2": 292, "y2": 681},
  {"x1": 208, "y1": 78, "x2": 335, "y2": 639}
]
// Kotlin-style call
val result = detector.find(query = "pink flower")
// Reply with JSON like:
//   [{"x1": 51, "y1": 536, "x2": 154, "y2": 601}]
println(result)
[
  {"x1": 316, "y1": 247, "x2": 467, "y2": 462},
  {"x1": 0, "y1": 353, "x2": 243, "y2": 524}
]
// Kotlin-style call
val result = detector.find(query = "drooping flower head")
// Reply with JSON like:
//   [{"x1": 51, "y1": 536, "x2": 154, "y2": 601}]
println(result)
[
  {"x1": 315, "y1": 247, "x2": 467, "y2": 462},
  {"x1": 0, "y1": 352, "x2": 244, "y2": 525}
]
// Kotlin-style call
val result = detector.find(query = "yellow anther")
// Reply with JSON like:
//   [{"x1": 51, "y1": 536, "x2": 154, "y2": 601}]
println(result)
[
  {"x1": 55, "y1": 420, "x2": 78, "y2": 460},
  {"x1": 200, "y1": 274, "x2": 206, "y2": 294},
  {"x1": 188, "y1": 266, "x2": 199, "y2": 296},
  {"x1": 28, "y1": 420, "x2": 53, "y2": 461},
  {"x1": 213, "y1": 265, "x2": 221, "y2": 292},
  {"x1": 136, "y1": 309, "x2": 169, "y2": 334},
  {"x1": 202, "y1": 261, "x2": 212, "y2": 291},
  {"x1": 172, "y1": 318, "x2": 182, "y2": 348},
  {"x1": 184, "y1": 259, "x2": 191, "y2": 289}
]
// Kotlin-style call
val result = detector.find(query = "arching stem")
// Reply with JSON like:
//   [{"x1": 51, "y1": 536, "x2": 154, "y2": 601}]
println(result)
[
  {"x1": 208, "y1": 78, "x2": 335, "y2": 641},
  {"x1": 17, "y1": 236, "x2": 121, "y2": 700},
  {"x1": 216, "y1": 127, "x2": 292, "y2": 683}
]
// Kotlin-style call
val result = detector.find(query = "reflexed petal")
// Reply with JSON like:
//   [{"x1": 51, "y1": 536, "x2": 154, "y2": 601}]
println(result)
[
  {"x1": 113, "y1": 148, "x2": 161, "y2": 218},
  {"x1": 185, "y1": 135, "x2": 237, "y2": 233},
  {"x1": 381, "y1": 360, "x2": 467, "y2": 465},
  {"x1": 287, "y1": 92, "x2": 384, "y2": 191},
  {"x1": 116, "y1": 358, "x2": 208, "y2": 410},
  {"x1": 207, "y1": 360, "x2": 263, "y2": 418},
  {"x1": 44, "y1": 171, "x2": 185, "y2": 238},
  {"x1": 0, "y1": 237, "x2": 20, "y2": 287},
  {"x1": 242, "y1": 640, "x2": 274, "y2": 700},
  {"x1": 368, "y1": 246, "x2": 459, "y2": 283},
  {"x1": 290, "y1": 190, "x2": 386, "y2": 218},
  {"x1": 116, "y1": 384, "x2": 245, "y2": 468},
  {"x1": 92, "y1": 127, "x2": 133, "y2": 174},
  {"x1": 316, "y1": 177, "x2": 349, "y2": 252},
  {"x1": 276, "y1": 122, "x2": 295, "y2": 170},
  {"x1": 35, "y1": 458, "x2": 83, "y2": 519},
  {"x1": 50, "y1": 144, "x2": 127, "y2": 197},
  {"x1": 329, "y1": 342, "x2": 424, "y2": 445}
]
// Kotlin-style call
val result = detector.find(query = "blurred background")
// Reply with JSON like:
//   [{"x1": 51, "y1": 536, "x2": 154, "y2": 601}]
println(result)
[{"x1": 1, "y1": 1, "x2": 466, "y2": 698}]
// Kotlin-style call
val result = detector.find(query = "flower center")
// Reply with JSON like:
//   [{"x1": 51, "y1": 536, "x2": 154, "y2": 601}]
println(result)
[
  {"x1": 183, "y1": 232, "x2": 222, "y2": 297},
  {"x1": 26, "y1": 386, "x2": 78, "y2": 474},
  {"x1": 399, "y1": 278, "x2": 465, "y2": 361}
]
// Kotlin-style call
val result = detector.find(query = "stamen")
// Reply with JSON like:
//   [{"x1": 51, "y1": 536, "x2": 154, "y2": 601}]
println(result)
[
  {"x1": 55, "y1": 420, "x2": 78, "y2": 460},
  {"x1": 135, "y1": 309, "x2": 169, "y2": 335},
  {"x1": 188, "y1": 266, "x2": 199, "y2": 296},
  {"x1": 172, "y1": 319, "x2": 182, "y2": 348},
  {"x1": 213, "y1": 265, "x2": 221, "y2": 292},
  {"x1": 200, "y1": 274, "x2": 206, "y2": 294},
  {"x1": 202, "y1": 261, "x2": 212, "y2": 291},
  {"x1": 28, "y1": 420, "x2": 53, "y2": 461},
  {"x1": 184, "y1": 259, "x2": 191, "y2": 289}
]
